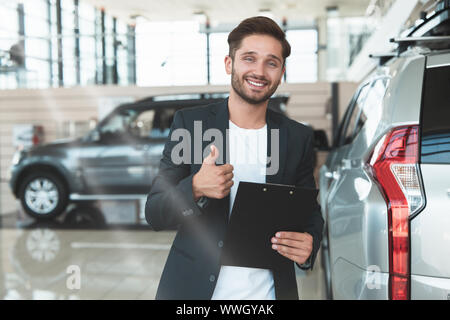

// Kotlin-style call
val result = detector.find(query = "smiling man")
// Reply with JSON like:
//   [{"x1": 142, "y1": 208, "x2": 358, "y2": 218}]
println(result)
[
  {"x1": 146, "y1": 16, "x2": 324, "y2": 300},
  {"x1": 228, "y1": 34, "x2": 283, "y2": 105}
]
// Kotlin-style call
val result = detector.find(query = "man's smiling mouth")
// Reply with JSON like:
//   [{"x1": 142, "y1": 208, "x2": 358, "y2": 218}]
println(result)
[{"x1": 246, "y1": 79, "x2": 267, "y2": 88}]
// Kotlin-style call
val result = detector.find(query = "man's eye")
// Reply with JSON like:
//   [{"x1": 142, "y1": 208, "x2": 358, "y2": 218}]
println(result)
[
  {"x1": 244, "y1": 57, "x2": 254, "y2": 62},
  {"x1": 268, "y1": 61, "x2": 278, "y2": 67}
]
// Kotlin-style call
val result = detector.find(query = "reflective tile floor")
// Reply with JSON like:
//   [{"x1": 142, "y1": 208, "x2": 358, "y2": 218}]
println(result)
[{"x1": 0, "y1": 200, "x2": 327, "y2": 300}]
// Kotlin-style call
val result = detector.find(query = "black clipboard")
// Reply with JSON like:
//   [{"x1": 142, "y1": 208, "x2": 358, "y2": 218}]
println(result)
[{"x1": 221, "y1": 181, "x2": 319, "y2": 270}]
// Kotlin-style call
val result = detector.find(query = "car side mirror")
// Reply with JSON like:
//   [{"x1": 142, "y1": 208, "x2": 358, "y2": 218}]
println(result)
[
  {"x1": 90, "y1": 129, "x2": 101, "y2": 142},
  {"x1": 314, "y1": 129, "x2": 331, "y2": 151}
]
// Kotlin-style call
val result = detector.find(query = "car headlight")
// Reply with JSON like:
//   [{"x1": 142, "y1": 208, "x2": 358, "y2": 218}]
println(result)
[{"x1": 11, "y1": 150, "x2": 24, "y2": 166}]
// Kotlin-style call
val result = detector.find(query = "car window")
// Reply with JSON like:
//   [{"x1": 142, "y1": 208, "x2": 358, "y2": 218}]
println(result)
[
  {"x1": 99, "y1": 108, "x2": 177, "y2": 140},
  {"x1": 133, "y1": 108, "x2": 176, "y2": 139},
  {"x1": 421, "y1": 65, "x2": 450, "y2": 164},
  {"x1": 339, "y1": 83, "x2": 370, "y2": 146},
  {"x1": 351, "y1": 78, "x2": 389, "y2": 139},
  {"x1": 99, "y1": 109, "x2": 138, "y2": 138},
  {"x1": 333, "y1": 91, "x2": 358, "y2": 148}
]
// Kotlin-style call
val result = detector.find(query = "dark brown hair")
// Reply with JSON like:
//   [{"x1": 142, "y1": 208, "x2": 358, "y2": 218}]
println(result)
[{"x1": 227, "y1": 16, "x2": 291, "y2": 64}]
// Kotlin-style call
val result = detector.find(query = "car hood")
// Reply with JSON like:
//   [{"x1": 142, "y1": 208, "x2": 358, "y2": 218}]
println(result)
[{"x1": 26, "y1": 137, "x2": 84, "y2": 155}]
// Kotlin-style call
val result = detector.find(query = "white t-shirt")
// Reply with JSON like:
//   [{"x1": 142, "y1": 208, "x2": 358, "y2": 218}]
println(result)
[{"x1": 211, "y1": 120, "x2": 275, "y2": 300}]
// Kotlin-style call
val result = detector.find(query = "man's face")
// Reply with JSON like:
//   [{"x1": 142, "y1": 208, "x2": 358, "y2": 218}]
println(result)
[{"x1": 225, "y1": 34, "x2": 285, "y2": 105}]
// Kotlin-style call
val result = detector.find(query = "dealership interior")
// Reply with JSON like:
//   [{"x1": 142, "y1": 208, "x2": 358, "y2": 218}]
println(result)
[{"x1": 0, "y1": 0, "x2": 449, "y2": 300}]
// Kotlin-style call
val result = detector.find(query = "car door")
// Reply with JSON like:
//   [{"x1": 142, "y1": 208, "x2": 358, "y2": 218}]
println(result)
[
  {"x1": 80, "y1": 108, "x2": 161, "y2": 194},
  {"x1": 129, "y1": 107, "x2": 175, "y2": 190},
  {"x1": 319, "y1": 83, "x2": 370, "y2": 214},
  {"x1": 318, "y1": 83, "x2": 370, "y2": 298},
  {"x1": 326, "y1": 77, "x2": 390, "y2": 298}
]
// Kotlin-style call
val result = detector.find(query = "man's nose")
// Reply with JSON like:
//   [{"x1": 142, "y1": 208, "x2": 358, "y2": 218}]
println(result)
[{"x1": 253, "y1": 60, "x2": 265, "y2": 77}]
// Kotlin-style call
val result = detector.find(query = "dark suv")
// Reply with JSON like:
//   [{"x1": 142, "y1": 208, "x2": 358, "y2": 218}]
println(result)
[{"x1": 9, "y1": 94, "x2": 289, "y2": 220}]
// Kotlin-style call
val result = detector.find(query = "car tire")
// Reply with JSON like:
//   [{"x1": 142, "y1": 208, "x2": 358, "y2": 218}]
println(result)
[{"x1": 19, "y1": 171, "x2": 68, "y2": 220}]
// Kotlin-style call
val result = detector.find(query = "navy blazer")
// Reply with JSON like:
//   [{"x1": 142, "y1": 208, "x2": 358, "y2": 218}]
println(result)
[{"x1": 145, "y1": 98, "x2": 324, "y2": 300}]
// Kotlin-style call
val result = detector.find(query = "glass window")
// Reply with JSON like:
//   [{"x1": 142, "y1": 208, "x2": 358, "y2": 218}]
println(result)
[
  {"x1": 421, "y1": 65, "x2": 450, "y2": 164},
  {"x1": 100, "y1": 108, "x2": 138, "y2": 138},
  {"x1": 26, "y1": 57, "x2": 50, "y2": 87},
  {"x1": 209, "y1": 32, "x2": 229, "y2": 85},
  {"x1": 360, "y1": 78, "x2": 389, "y2": 140},
  {"x1": 0, "y1": 1, "x2": 20, "y2": 89},
  {"x1": 24, "y1": 0, "x2": 49, "y2": 20},
  {"x1": 0, "y1": 0, "x2": 131, "y2": 89},
  {"x1": 99, "y1": 107, "x2": 176, "y2": 140},
  {"x1": 134, "y1": 108, "x2": 176, "y2": 139},
  {"x1": 104, "y1": 15, "x2": 115, "y2": 84},
  {"x1": 79, "y1": 2, "x2": 95, "y2": 22},
  {"x1": 25, "y1": 38, "x2": 50, "y2": 60},
  {"x1": 95, "y1": 9, "x2": 103, "y2": 84},
  {"x1": 116, "y1": 20, "x2": 129, "y2": 85},
  {"x1": 23, "y1": 0, "x2": 52, "y2": 87},
  {"x1": 62, "y1": 33, "x2": 76, "y2": 86},
  {"x1": 0, "y1": 6, "x2": 19, "y2": 52},
  {"x1": 79, "y1": 4, "x2": 96, "y2": 85},
  {"x1": 285, "y1": 29, "x2": 318, "y2": 83},
  {"x1": 0, "y1": 4, "x2": 19, "y2": 33},
  {"x1": 136, "y1": 20, "x2": 207, "y2": 86},
  {"x1": 58, "y1": 0, "x2": 77, "y2": 87},
  {"x1": 337, "y1": 83, "x2": 370, "y2": 146}
]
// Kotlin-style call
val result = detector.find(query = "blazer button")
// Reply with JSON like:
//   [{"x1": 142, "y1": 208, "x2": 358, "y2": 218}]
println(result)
[
  {"x1": 218, "y1": 241, "x2": 223, "y2": 248},
  {"x1": 182, "y1": 209, "x2": 193, "y2": 217},
  {"x1": 209, "y1": 275, "x2": 216, "y2": 282}
]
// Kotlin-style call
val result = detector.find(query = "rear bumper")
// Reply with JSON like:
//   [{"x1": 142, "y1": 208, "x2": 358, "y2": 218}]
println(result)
[{"x1": 411, "y1": 274, "x2": 450, "y2": 300}]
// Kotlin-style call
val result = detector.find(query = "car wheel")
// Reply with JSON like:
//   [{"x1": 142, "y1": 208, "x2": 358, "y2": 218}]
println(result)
[{"x1": 19, "y1": 172, "x2": 68, "y2": 220}]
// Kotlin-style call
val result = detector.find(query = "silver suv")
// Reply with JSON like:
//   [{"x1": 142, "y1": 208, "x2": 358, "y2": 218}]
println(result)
[{"x1": 319, "y1": 2, "x2": 450, "y2": 300}]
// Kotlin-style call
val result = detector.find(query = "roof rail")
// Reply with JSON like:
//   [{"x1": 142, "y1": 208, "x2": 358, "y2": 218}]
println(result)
[
  {"x1": 390, "y1": 35, "x2": 450, "y2": 43},
  {"x1": 390, "y1": 35, "x2": 450, "y2": 53},
  {"x1": 368, "y1": 53, "x2": 397, "y2": 66},
  {"x1": 407, "y1": 0, "x2": 450, "y2": 37}
]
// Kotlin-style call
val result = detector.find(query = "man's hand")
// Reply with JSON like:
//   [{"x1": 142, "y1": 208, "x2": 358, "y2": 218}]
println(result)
[
  {"x1": 192, "y1": 145, "x2": 234, "y2": 201},
  {"x1": 271, "y1": 231, "x2": 313, "y2": 265}
]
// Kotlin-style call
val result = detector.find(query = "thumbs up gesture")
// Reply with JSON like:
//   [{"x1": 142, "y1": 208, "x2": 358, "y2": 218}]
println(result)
[
  {"x1": 192, "y1": 145, "x2": 234, "y2": 201},
  {"x1": 203, "y1": 144, "x2": 219, "y2": 165}
]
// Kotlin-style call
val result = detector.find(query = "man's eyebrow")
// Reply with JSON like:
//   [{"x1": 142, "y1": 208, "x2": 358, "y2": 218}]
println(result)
[
  {"x1": 267, "y1": 54, "x2": 282, "y2": 63},
  {"x1": 240, "y1": 51, "x2": 283, "y2": 63}
]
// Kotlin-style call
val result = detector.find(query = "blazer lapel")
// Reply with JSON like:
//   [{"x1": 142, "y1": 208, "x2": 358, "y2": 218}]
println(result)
[
  {"x1": 266, "y1": 110, "x2": 287, "y2": 184},
  {"x1": 208, "y1": 99, "x2": 230, "y2": 165},
  {"x1": 205, "y1": 99, "x2": 231, "y2": 216}
]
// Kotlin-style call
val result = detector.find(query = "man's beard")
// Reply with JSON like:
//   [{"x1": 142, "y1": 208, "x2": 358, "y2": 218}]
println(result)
[{"x1": 231, "y1": 69, "x2": 279, "y2": 105}]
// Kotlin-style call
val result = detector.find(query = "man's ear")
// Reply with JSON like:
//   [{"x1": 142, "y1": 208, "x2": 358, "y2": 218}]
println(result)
[
  {"x1": 280, "y1": 65, "x2": 286, "y2": 85},
  {"x1": 225, "y1": 55, "x2": 232, "y2": 75}
]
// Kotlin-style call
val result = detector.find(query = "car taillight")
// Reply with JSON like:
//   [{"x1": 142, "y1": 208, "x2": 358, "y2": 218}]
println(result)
[{"x1": 368, "y1": 125, "x2": 425, "y2": 300}]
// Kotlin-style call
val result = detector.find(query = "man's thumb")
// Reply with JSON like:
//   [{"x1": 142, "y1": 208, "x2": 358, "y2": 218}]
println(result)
[{"x1": 203, "y1": 145, "x2": 219, "y2": 165}]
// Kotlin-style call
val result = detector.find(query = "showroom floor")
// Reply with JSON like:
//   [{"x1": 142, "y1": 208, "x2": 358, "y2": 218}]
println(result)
[{"x1": 0, "y1": 199, "x2": 327, "y2": 300}]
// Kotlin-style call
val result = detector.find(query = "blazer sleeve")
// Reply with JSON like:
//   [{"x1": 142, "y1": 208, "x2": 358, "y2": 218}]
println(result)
[
  {"x1": 295, "y1": 128, "x2": 324, "y2": 271},
  {"x1": 145, "y1": 110, "x2": 205, "y2": 231}
]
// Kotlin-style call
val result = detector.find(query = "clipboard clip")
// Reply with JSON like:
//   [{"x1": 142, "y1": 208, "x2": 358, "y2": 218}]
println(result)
[{"x1": 262, "y1": 186, "x2": 295, "y2": 195}]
